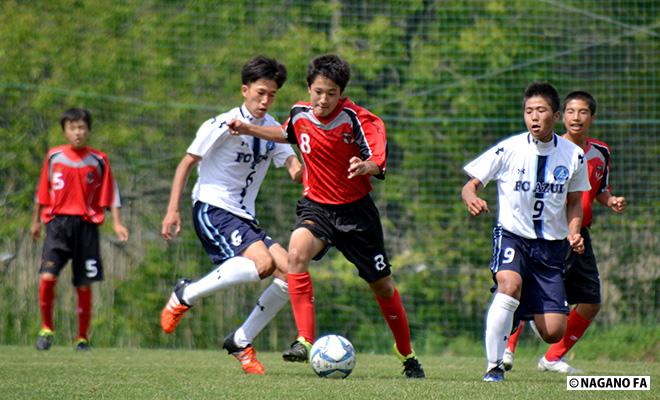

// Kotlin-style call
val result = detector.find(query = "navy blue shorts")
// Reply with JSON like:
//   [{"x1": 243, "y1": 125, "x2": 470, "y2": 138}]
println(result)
[
  {"x1": 192, "y1": 202, "x2": 274, "y2": 265},
  {"x1": 564, "y1": 227, "x2": 601, "y2": 304},
  {"x1": 39, "y1": 216, "x2": 103, "y2": 286},
  {"x1": 490, "y1": 226, "x2": 569, "y2": 321},
  {"x1": 293, "y1": 195, "x2": 391, "y2": 283}
]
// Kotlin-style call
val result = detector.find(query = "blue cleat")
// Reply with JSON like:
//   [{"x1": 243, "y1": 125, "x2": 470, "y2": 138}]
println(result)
[{"x1": 483, "y1": 366, "x2": 505, "y2": 382}]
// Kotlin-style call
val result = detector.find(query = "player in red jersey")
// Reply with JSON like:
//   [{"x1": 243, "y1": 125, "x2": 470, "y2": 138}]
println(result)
[
  {"x1": 30, "y1": 108, "x2": 129, "y2": 351},
  {"x1": 503, "y1": 91, "x2": 626, "y2": 373},
  {"x1": 228, "y1": 54, "x2": 425, "y2": 378}
]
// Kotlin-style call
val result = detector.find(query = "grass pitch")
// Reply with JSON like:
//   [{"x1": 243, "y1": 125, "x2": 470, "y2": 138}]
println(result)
[{"x1": 0, "y1": 345, "x2": 656, "y2": 399}]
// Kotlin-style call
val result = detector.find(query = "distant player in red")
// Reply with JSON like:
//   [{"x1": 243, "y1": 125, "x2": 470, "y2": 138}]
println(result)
[
  {"x1": 503, "y1": 91, "x2": 626, "y2": 373},
  {"x1": 228, "y1": 54, "x2": 425, "y2": 378},
  {"x1": 31, "y1": 108, "x2": 129, "y2": 351}
]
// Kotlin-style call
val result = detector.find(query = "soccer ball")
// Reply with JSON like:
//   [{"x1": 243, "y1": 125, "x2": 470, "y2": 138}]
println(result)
[{"x1": 310, "y1": 334, "x2": 356, "y2": 379}]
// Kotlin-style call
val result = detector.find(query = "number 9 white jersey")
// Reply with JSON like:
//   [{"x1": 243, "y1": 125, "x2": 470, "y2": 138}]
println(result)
[{"x1": 464, "y1": 132, "x2": 590, "y2": 240}]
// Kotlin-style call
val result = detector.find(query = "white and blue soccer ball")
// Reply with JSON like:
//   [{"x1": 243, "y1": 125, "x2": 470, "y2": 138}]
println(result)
[{"x1": 310, "y1": 334, "x2": 356, "y2": 379}]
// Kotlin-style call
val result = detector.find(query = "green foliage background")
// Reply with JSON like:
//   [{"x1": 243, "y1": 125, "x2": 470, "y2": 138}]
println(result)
[{"x1": 0, "y1": 0, "x2": 657, "y2": 357}]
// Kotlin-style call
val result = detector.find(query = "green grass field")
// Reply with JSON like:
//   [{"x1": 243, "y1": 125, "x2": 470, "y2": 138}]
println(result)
[{"x1": 0, "y1": 346, "x2": 656, "y2": 400}]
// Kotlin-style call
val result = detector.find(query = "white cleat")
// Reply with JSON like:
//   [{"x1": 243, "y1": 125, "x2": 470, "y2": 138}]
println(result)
[
  {"x1": 502, "y1": 349, "x2": 514, "y2": 371},
  {"x1": 537, "y1": 356, "x2": 582, "y2": 374}
]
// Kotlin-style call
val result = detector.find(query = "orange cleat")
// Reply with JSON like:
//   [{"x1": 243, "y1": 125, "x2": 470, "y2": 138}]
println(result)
[
  {"x1": 231, "y1": 345, "x2": 265, "y2": 375},
  {"x1": 160, "y1": 279, "x2": 191, "y2": 334}
]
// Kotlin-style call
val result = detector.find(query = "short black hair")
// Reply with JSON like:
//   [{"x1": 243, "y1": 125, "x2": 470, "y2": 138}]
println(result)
[
  {"x1": 523, "y1": 82, "x2": 560, "y2": 113},
  {"x1": 563, "y1": 91, "x2": 597, "y2": 115},
  {"x1": 60, "y1": 108, "x2": 92, "y2": 130},
  {"x1": 306, "y1": 54, "x2": 351, "y2": 93},
  {"x1": 241, "y1": 56, "x2": 287, "y2": 88}
]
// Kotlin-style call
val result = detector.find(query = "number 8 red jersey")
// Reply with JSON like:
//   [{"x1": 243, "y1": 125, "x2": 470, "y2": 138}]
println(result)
[{"x1": 282, "y1": 97, "x2": 387, "y2": 205}]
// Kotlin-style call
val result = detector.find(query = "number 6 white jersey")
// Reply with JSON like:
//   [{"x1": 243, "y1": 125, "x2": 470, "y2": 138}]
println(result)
[
  {"x1": 464, "y1": 132, "x2": 590, "y2": 240},
  {"x1": 187, "y1": 104, "x2": 295, "y2": 220}
]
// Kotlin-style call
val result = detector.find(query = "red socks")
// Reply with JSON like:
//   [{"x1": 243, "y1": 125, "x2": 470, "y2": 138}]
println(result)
[
  {"x1": 376, "y1": 288, "x2": 412, "y2": 357},
  {"x1": 545, "y1": 308, "x2": 592, "y2": 361},
  {"x1": 39, "y1": 277, "x2": 57, "y2": 331},
  {"x1": 506, "y1": 321, "x2": 525, "y2": 352},
  {"x1": 288, "y1": 272, "x2": 315, "y2": 343},
  {"x1": 76, "y1": 287, "x2": 92, "y2": 340}
]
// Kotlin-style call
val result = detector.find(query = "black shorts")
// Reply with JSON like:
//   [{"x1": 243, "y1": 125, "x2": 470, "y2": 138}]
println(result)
[
  {"x1": 564, "y1": 227, "x2": 601, "y2": 304},
  {"x1": 39, "y1": 216, "x2": 103, "y2": 286},
  {"x1": 294, "y1": 195, "x2": 391, "y2": 283}
]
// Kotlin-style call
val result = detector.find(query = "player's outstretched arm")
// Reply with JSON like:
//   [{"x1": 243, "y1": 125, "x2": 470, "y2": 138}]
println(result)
[
  {"x1": 285, "y1": 155, "x2": 303, "y2": 183},
  {"x1": 111, "y1": 207, "x2": 129, "y2": 241},
  {"x1": 161, "y1": 153, "x2": 200, "y2": 241},
  {"x1": 566, "y1": 191, "x2": 585, "y2": 254},
  {"x1": 597, "y1": 191, "x2": 627, "y2": 214},
  {"x1": 227, "y1": 119, "x2": 287, "y2": 143},
  {"x1": 461, "y1": 178, "x2": 489, "y2": 216}
]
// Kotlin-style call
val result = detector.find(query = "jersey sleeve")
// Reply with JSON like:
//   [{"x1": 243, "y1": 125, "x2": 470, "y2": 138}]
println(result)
[
  {"x1": 97, "y1": 153, "x2": 116, "y2": 208},
  {"x1": 463, "y1": 143, "x2": 505, "y2": 187},
  {"x1": 36, "y1": 153, "x2": 52, "y2": 206},
  {"x1": 187, "y1": 117, "x2": 230, "y2": 158},
  {"x1": 355, "y1": 108, "x2": 387, "y2": 177},
  {"x1": 599, "y1": 144, "x2": 612, "y2": 194},
  {"x1": 568, "y1": 150, "x2": 591, "y2": 193},
  {"x1": 271, "y1": 143, "x2": 296, "y2": 168}
]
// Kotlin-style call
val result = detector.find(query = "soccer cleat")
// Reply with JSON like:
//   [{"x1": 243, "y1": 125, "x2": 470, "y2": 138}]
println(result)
[
  {"x1": 222, "y1": 331, "x2": 265, "y2": 375},
  {"x1": 160, "y1": 278, "x2": 192, "y2": 334},
  {"x1": 537, "y1": 356, "x2": 582, "y2": 374},
  {"x1": 483, "y1": 366, "x2": 505, "y2": 382},
  {"x1": 35, "y1": 328, "x2": 54, "y2": 351},
  {"x1": 75, "y1": 338, "x2": 91, "y2": 352},
  {"x1": 393, "y1": 344, "x2": 426, "y2": 378},
  {"x1": 503, "y1": 348, "x2": 514, "y2": 371},
  {"x1": 282, "y1": 337, "x2": 312, "y2": 362}
]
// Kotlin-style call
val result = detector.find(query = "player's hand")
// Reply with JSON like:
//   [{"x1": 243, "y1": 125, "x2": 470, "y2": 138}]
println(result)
[
  {"x1": 161, "y1": 210, "x2": 181, "y2": 241},
  {"x1": 347, "y1": 157, "x2": 377, "y2": 179},
  {"x1": 568, "y1": 232, "x2": 585, "y2": 254},
  {"x1": 30, "y1": 221, "x2": 41, "y2": 241},
  {"x1": 608, "y1": 196, "x2": 626, "y2": 213},
  {"x1": 113, "y1": 223, "x2": 129, "y2": 242},
  {"x1": 227, "y1": 119, "x2": 244, "y2": 136},
  {"x1": 464, "y1": 195, "x2": 489, "y2": 216}
]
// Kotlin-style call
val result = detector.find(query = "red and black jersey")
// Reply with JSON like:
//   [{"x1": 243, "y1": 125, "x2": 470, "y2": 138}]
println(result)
[
  {"x1": 36, "y1": 145, "x2": 115, "y2": 224},
  {"x1": 282, "y1": 97, "x2": 387, "y2": 205},
  {"x1": 581, "y1": 137, "x2": 612, "y2": 227}
]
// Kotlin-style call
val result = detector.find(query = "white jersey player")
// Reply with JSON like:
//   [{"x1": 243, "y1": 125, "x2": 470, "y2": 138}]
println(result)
[
  {"x1": 159, "y1": 56, "x2": 302, "y2": 375},
  {"x1": 461, "y1": 82, "x2": 590, "y2": 383}
]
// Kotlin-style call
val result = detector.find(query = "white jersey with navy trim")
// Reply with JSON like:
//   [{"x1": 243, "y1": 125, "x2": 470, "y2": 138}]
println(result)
[
  {"x1": 464, "y1": 132, "x2": 591, "y2": 240},
  {"x1": 187, "y1": 104, "x2": 296, "y2": 220}
]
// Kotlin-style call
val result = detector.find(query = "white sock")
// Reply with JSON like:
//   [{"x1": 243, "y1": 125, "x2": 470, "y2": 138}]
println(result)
[
  {"x1": 233, "y1": 278, "x2": 289, "y2": 347},
  {"x1": 485, "y1": 292, "x2": 520, "y2": 371},
  {"x1": 182, "y1": 256, "x2": 260, "y2": 304}
]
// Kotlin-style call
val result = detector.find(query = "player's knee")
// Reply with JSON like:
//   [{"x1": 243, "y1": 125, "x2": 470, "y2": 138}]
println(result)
[
  {"x1": 253, "y1": 255, "x2": 276, "y2": 279},
  {"x1": 370, "y1": 276, "x2": 395, "y2": 298},
  {"x1": 542, "y1": 330, "x2": 564, "y2": 343},
  {"x1": 287, "y1": 247, "x2": 310, "y2": 272}
]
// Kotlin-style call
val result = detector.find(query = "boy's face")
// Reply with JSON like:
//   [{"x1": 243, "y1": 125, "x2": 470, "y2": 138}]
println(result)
[
  {"x1": 524, "y1": 95, "x2": 559, "y2": 142},
  {"x1": 308, "y1": 75, "x2": 341, "y2": 118},
  {"x1": 242, "y1": 79, "x2": 278, "y2": 119},
  {"x1": 63, "y1": 119, "x2": 89, "y2": 149},
  {"x1": 563, "y1": 99, "x2": 594, "y2": 138}
]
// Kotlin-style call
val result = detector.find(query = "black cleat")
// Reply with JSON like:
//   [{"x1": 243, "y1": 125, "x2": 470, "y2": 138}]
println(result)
[
  {"x1": 282, "y1": 337, "x2": 311, "y2": 362},
  {"x1": 35, "y1": 329, "x2": 54, "y2": 351},
  {"x1": 402, "y1": 357, "x2": 426, "y2": 378},
  {"x1": 75, "y1": 338, "x2": 91, "y2": 352}
]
